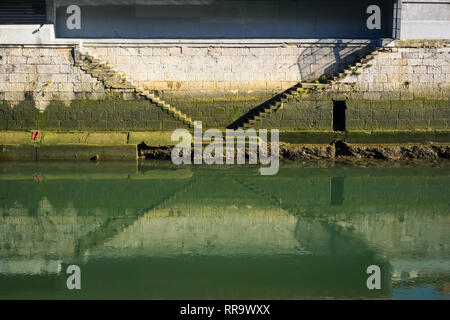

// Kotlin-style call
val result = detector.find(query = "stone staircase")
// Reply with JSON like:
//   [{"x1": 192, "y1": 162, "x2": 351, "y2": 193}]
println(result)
[
  {"x1": 238, "y1": 83, "x2": 330, "y2": 130},
  {"x1": 237, "y1": 47, "x2": 384, "y2": 130},
  {"x1": 328, "y1": 47, "x2": 383, "y2": 84},
  {"x1": 73, "y1": 46, "x2": 382, "y2": 132},
  {"x1": 74, "y1": 50, "x2": 199, "y2": 130}
]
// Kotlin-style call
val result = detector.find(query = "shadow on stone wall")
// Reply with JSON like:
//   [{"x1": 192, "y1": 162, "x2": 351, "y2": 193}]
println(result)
[{"x1": 297, "y1": 41, "x2": 374, "y2": 81}]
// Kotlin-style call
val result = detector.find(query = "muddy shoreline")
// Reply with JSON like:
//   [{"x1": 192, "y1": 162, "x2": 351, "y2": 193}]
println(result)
[{"x1": 139, "y1": 142, "x2": 450, "y2": 161}]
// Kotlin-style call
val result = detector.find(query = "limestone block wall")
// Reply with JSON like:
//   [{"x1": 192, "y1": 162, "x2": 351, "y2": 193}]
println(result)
[
  {"x1": 84, "y1": 43, "x2": 372, "y2": 97},
  {"x1": 0, "y1": 46, "x2": 105, "y2": 110},
  {"x1": 319, "y1": 41, "x2": 450, "y2": 131},
  {"x1": 334, "y1": 41, "x2": 450, "y2": 99},
  {"x1": 0, "y1": 41, "x2": 448, "y2": 132}
]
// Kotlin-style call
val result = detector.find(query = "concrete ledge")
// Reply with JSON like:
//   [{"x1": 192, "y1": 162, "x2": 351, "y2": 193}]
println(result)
[
  {"x1": 395, "y1": 39, "x2": 448, "y2": 48},
  {"x1": 0, "y1": 131, "x2": 128, "y2": 146},
  {"x1": 280, "y1": 131, "x2": 450, "y2": 144},
  {"x1": 1, "y1": 130, "x2": 449, "y2": 147},
  {"x1": 79, "y1": 38, "x2": 383, "y2": 46},
  {"x1": 0, "y1": 25, "x2": 56, "y2": 45},
  {"x1": 41, "y1": 132, "x2": 129, "y2": 145},
  {"x1": 0, "y1": 28, "x2": 384, "y2": 46},
  {"x1": 0, "y1": 169, "x2": 192, "y2": 181},
  {"x1": 0, "y1": 145, "x2": 36, "y2": 161},
  {"x1": 0, "y1": 144, "x2": 137, "y2": 161},
  {"x1": 128, "y1": 131, "x2": 173, "y2": 146}
]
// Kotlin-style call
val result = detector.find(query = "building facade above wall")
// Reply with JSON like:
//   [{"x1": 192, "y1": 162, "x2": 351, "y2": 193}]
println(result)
[
  {"x1": 400, "y1": 0, "x2": 450, "y2": 39},
  {"x1": 52, "y1": 0, "x2": 395, "y2": 39},
  {"x1": 1, "y1": 1, "x2": 449, "y2": 43}
]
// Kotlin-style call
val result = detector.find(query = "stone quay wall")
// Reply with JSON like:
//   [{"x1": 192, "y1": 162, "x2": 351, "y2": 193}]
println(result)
[
  {"x1": 0, "y1": 41, "x2": 448, "y2": 132},
  {"x1": 0, "y1": 46, "x2": 105, "y2": 110}
]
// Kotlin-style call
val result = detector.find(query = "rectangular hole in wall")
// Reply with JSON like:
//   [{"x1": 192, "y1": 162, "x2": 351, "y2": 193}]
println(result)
[{"x1": 333, "y1": 100, "x2": 346, "y2": 132}]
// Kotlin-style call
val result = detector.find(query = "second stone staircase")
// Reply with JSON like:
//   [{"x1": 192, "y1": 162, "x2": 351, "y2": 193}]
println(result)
[
  {"x1": 237, "y1": 46, "x2": 384, "y2": 129},
  {"x1": 328, "y1": 48, "x2": 383, "y2": 84}
]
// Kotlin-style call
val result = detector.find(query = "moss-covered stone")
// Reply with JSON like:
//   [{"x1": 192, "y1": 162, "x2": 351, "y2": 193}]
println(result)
[
  {"x1": 41, "y1": 132, "x2": 128, "y2": 145},
  {"x1": 0, "y1": 96, "x2": 447, "y2": 132},
  {"x1": 128, "y1": 131, "x2": 174, "y2": 146}
]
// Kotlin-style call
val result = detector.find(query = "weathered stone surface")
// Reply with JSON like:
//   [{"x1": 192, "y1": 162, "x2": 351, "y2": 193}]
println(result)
[{"x1": 0, "y1": 43, "x2": 449, "y2": 133}]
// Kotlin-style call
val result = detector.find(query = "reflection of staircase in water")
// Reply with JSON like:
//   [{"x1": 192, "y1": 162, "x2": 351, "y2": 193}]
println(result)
[
  {"x1": 86, "y1": 177, "x2": 302, "y2": 257},
  {"x1": 74, "y1": 179, "x2": 197, "y2": 256},
  {"x1": 234, "y1": 178, "x2": 374, "y2": 256},
  {"x1": 234, "y1": 178, "x2": 282, "y2": 207}
]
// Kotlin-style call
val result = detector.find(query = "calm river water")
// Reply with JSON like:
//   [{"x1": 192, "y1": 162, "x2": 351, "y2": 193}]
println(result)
[{"x1": 0, "y1": 161, "x2": 448, "y2": 300}]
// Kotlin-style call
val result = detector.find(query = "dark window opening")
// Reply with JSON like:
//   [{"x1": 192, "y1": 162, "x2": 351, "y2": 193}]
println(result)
[
  {"x1": 0, "y1": 1, "x2": 47, "y2": 25},
  {"x1": 330, "y1": 177, "x2": 345, "y2": 206},
  {"x1": 54, "y1": 1, "x2": 394, "y2": 39},
  {"x1": 333, "y1": 101, "x2": 346, "y2": 132}
]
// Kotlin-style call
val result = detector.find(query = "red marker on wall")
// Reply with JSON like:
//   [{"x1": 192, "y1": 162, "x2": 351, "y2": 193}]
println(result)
[{"x1": 32, "y1": 130, "x2": 42, "y2": 141}]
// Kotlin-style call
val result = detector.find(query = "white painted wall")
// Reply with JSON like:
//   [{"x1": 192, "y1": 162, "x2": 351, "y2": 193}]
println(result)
[
  {"x1": 0, "y1": 25, "x2": 55, "y2": 45},
  {"x1": 401, "y1": 0, "x2": 450, "y2": 39}
]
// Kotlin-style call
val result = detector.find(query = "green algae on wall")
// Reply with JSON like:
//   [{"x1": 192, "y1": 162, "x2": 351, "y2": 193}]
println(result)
[
  {"x1": 0, "y1": 98, "x2": 184, "y2": 131},
  {"x1": 165, "y1": 95, "x2": 273, "y2": 129},
  {"x1": 0, "y1": 96, "x2": 448, "y2": 132},
  {"x1": 254, "y1": 98, "x2": 449, "y2": 131}
]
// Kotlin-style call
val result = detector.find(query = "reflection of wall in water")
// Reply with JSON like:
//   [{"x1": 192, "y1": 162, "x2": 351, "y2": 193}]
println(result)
[{"x1": 0, "y1": 168, "x2": 448, "y2": 268}]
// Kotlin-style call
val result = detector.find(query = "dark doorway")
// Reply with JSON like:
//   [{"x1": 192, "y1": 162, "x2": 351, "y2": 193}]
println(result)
[{"x1": 333, "y1": 101, "x2": 347, "y2": 132}]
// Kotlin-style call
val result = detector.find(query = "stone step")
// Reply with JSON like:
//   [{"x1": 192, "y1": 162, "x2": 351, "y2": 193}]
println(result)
[
  {"x1": 142, "y1": 91, "x2": 155, "y2": 99},
  {"x1": 178, "y1": 113, "x2": 187, "y2": 120},
  {"x1": 152, "y1": 97, "x2": 162, "y2": 104},
  {"x1": 301, "y1": 83, "x2": 330, "y2": 89},
  {"x1": 272, "y1": 101, "x2": 282, "y2": 109},
  {"x1": 286, "y1": 88, "x2": 298, "y2": 95},
  {"x1": 279, "y1": 95, "x2": 289, "y2": 102},
  {"x1": 92, "y1": 58, "x2": 105, "y2": 64},
  {"x1": 281, "y1": 93, "x2": 293, "y2": 100},
  {"x1": 322, "y1": 47, "x2": 382, "y2": 86}
]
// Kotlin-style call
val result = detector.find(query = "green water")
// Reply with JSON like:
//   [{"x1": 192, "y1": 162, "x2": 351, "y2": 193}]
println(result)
[{"x1": 0, "y1": 161, "x2": 449, "y2": 300}]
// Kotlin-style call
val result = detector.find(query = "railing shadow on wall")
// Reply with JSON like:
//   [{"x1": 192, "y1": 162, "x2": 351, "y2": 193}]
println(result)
[{"x1": 296, "y1": 39, "x2": 376, "y2": 82}]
